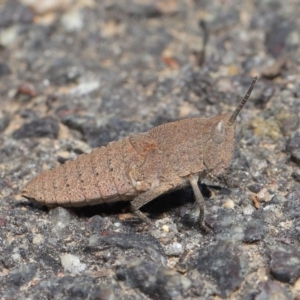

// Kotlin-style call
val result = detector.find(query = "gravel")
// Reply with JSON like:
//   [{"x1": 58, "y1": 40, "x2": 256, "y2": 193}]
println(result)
[{"x1": 0, "y1": 0, "x2": 300, "y2": 299}]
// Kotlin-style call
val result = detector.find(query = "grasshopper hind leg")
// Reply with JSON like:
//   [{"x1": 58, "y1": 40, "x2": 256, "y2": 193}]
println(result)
[
  {"x1": 130, "y1": 184, "x2": 174, "y2": 225},
  {"x1": 189, "y1": 176, "x2": 213, "y2": 233}
]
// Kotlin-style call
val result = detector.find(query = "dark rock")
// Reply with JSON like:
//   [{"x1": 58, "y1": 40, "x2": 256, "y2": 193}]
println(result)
[
  {"x1": 0, "y1": 1, "x2": 33, "y2": 28},
  {"x1": 83, "y1": 126, "x2": 116, "y2": 148},
  {"x1": 278, "y1": 111, "x2": 299, "y2": 136},
  {"x1": 0, "y1": 215, "x2": 7, "y2": 226},
  {"x1": 6, "y1": 264, "x2": 36, "y2": 287},
  {"x1": 0, "y1": 62, "x2": 11, "y2": 76},
  {"x1": 253, "y1": 86, "x2": 275, "y2": 109},
  {"x1": 89, "y1": 233, "x2": 166, "y2": 266},
  {"x1": 48, "y1": 59, "x2": 81, "y2": 85},
  {"x1": 265, "y1": 20, "x2": 292, "y2": 57},
  {"x1": 19, "y1": 109, "x2": 37, "y2": 120},
  {"x1": 183, "y1": 70, "x2": 225, "y2": 107},
  {"x1": 205, "y1": 207, "x2": 246, "y2": 241},
  {"x1": 35, "y1": 250, "x2": 61, "y2": 273},
  {"x1": 286, "y1": 132, "x2": 300, "y2": 152},
  {"x1": 82, "y1": 118, "x2": 133, "y2": 148},
  {"x1": 86, "y1": 215, "x2": 107, "y2": 234},
  {"x1": 106, "y1": 3, "x2": 162, "y2": 19},
  {"x1": 248, "y1": 184, "x2": 262, "y2": 193},
  {"x1": 283, "y1": 190, "x2": 300, "y2": 219},
  {"x1": 13, "y1": 117, "x2": 59, "y2": 139},
  {"x1": 190, "y1": 240, "x2": 248, "y2": 298},
  {"x1": 0, "y1": 115, "x2": 10, "y2": 133},
  {"x1": 295, "y1": 220, "x2": 300, "y2": 242},
  {"x1": 254, "y1": 281, "x2": 290, "y2": 300},
  {"x1": 292, "y1": 172, "x2": 300, "y2": 183},
  {"x1": 269, "y1": 244, "x2": 300, "y2": 284},
  {"x1": 27, "y1": 275, "x2": 103, "y2": 300},
  {"x1": 116, "y1": 260, "x2": 192, "y2": 300},
  {"x1": 290, "y1": 149, "x2": 300, "y2": 165},
  {"x1": 62, "y1": 113, "x2": 135, "y2": 147},
  {"x1": 61, "y1": 114, "x2": 96, "y2": 133},
  {"x1": 243, "y1": 218, "x2": 268, "y2": 243},
  {"x1": 270, "y1": 194, "x2": 287, "y2": 204}
]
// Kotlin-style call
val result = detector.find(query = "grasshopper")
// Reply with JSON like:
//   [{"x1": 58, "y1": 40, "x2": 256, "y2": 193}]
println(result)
[{"x1": 22, "y1": 77, "x2": 257, "y2": 232}]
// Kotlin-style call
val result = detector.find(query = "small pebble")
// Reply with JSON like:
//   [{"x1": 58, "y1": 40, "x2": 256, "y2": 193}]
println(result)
[
  {"x1": 257, "y1": 188, "x2": 272, "y2": 202},
  {"x1": 32, "y1": 234, "x2": 44, "y2": 245},
  {"x1": 162, "y1": 225, "x2": 170, "y2": 232},
  {"x1": 60, "y1": 254, "x2": 86, "y2": 274},
  {"x1": 165, "y1": 242, "x2": 183, "y2": 256},
  {"x1": 223, "y1": 199, "x2": 235, "y2": 209},
  {"x1": 243, "y1": 204, "x2": 255, "y2": 215}
]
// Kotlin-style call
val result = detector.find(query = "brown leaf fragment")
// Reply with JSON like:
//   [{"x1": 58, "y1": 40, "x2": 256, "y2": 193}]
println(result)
[{"x1": 251, "y1": 194, "x2": 261, "y2": 209}]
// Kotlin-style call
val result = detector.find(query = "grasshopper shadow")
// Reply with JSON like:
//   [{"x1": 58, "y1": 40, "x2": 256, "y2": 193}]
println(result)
[{"x1": 71, "y1": 183, "x2": 213, "y2": 220}]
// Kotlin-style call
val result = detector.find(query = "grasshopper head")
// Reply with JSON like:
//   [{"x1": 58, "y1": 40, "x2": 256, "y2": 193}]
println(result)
[{"x1": 203, "y1": 77, "x2": 257, "y2": 176}]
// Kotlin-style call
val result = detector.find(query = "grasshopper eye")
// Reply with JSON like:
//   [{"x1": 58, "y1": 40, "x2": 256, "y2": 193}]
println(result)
[{"x1": 212, "y1": 120, "x2": 225, "y2": 144}]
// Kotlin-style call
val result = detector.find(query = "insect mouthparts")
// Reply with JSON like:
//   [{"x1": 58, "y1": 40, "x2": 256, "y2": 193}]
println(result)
[{"x1": 228, "y1": 76, "x2": 257, "y2": 125}]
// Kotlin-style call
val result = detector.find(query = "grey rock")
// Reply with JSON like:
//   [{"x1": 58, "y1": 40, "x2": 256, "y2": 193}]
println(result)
[
  {"x1": 82, "y1": 118, "x2": 134, "y2": 148},
  {"x1": 254, "y1": 281, "x2": 290, "y2": 300},
  {"x1": 86, "y1": 215, "x2": 107, "y2": 234},
  {"x1": 269, "y1": 244, "x2": 300, "y2": 284},
  {"x1": 116, "y1": 259, "x2": 192, "y2": 300},
  {"x1": 48, "y1": 207, "x2": 75, "y2": 224},
  {"x1": 291, "y1": 149, "x2": 300, "y2": 165},
  {"x1": 0, "y1": 115, "x2": 9, "y2": 133},
  {"x1": 12, "y1": 117, "x2": 59, "y2": 139},
  {"x1": 106, "y1": 3, "x2": 162, "y2": 19},
  {"x1": 0, "y1": 62, "x2": 11, "y2": 76},
  {"x1": 6, "y1": 263, "x2": 36, "y2": 287},
  {"x1": 265, "y1": 19, "x2": 292, "y2": 57},
  {"x1": 283, "y1": 190, "x2": 300, "y2": 219},
  {"x1": 295, "y1": 220, "x2": 300, "y2": 242},
  {"x1": 292, "y1": 172, "x2": 300, "y2": 183},
  {"x1": 0, "y1": 2, "x2": 33, "y2": 28},
  {"x1": 253, "y1": 86, "x2": 275, "y2": 109},
  {"x1": 61, "y1": 114, "x2": 96, "y2": 133},
  {"x1": 270, "y1": 194, "x2": 287, "y2": 204},
  {"x1": 248, "y1": 184, "x2": 262, "y2": 193},
  {"x1": 243, "y1": 218, "x2": 268, "y2": 243},
  {"x1": 286, "y1": 132, "x2": 300, "y2": 152},
  {"x1": 48, "y1": 59, "x2": 81, "y2": 85},
  {"x1": 26, "y1": 275, "x2": 106, "y2": 300},
  {"x1": 48, "y1": 207, "x2": 76, "y2": 239},
  {"x1": 34, "y1": 249, "x2": 61, "y2": 273},
  {"x1": 89, "y1": 233, "x2": 166, "y2": 266},
  {"x1": 190, "y1": 240, "x2": 249, "y2": 298}
]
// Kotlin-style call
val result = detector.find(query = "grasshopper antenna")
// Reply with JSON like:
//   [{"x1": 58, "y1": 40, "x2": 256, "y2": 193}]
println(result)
[{"x1": 229, "y1": 76, "x2": 257, "y2": 125}]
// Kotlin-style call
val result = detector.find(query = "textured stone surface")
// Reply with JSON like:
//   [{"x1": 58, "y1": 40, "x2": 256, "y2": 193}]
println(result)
[
  {"x1": 12, "y1": 117, "x2": 59, "y2": 139},
  {"x1": 116, "y1": 260, "x2": 192, "y2": 300},
  {"x1": 254, "y1": 281, "x2": 290, "y2": 300},
  {"x1": 0, "y1": 0, "x2": 300, "y2": 299},
  {"x1": 89, "y1": 232, "x2": 166, "y2": 266},
  {"x1": 189, "y1": 240, "x2": 249, "y2": 298},
  {"x1": 269, "y1": 245, "x2": 300, "y2": 284}
]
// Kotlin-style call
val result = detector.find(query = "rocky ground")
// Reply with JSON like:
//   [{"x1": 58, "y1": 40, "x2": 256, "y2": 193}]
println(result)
[{"x1": 0, "y1": 0, "x2": 300, "y2": 299}]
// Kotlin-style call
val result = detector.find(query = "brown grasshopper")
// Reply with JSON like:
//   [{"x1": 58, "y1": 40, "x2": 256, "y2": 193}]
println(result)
[{"x1": 21, "y1": 77, "x2": 257, "y2": 232}]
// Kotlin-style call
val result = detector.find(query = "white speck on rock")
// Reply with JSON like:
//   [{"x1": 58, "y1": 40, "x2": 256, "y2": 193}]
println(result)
[
  {"x1": 61, "y1": 9, "x2": 83, "y2": 32},
  {"x1": 165, "y1": 242, "x2": 183, "y2": 256},
  {"x1": 60, "y1": 254, "x2": 86, "y2": 274},
  {"x1": 257, "y1": 188, "x2": 272, "y2": 202},
  {"x1": 70, "y1": 81, "x2": 100, "y2": 96},
  {"x1": 32, "y1": 234, "x2": 45, "y2": 245},
  {"x1": 223, "y1": 199, "x2": 235, "y2": 209},
  {"x1": 243, "y1": 204, "x2": 255, "y2": 215}
]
